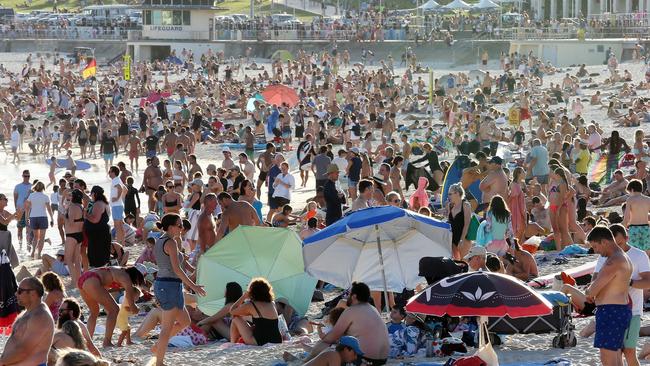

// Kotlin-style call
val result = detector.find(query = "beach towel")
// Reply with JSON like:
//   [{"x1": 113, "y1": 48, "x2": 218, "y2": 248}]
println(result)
[
  {"x1": 559, "y1": 244, "x2": 590, "y2": 256},
  {"x1": 410, "y1": 177, "x2": 430, "y2": 209},
  {"x1": 475, "y1": 220, "x2": 492, "y2": 247}
]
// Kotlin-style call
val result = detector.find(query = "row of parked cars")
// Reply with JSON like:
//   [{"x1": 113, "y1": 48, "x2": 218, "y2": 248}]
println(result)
[{"x1": 0, "y1": 5, "x2": 141, "y2": 27}]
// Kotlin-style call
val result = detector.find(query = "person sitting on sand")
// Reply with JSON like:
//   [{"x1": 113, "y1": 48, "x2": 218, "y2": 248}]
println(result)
[
  {"x1": 229, "y1": 277, "x2": 283, "y2": 346},
  {"x1": 303, "y1": 336, "x2": 365, "y2": 366},
  {"x1": 595, "y1": 170, "x2": 629, "y2": 207},
  {"x1": 35, "y1": 249, "x2": 69, "y2": 278},
  {"x1": 276, "y1": 297, "x2": 312, "y2": 336},
  {"x1": 42, "y1": 271, "x2": 67, "y2": 323},
  {"x1": 319, "y1": 282, "x2": 389, "y2": 364},
  {"x1": 56, "y1": 298, "x2": 102, "y2": 357},
  {"x1": 504, "y1": 240, "x2": 538, "y2": 281},
  {"x1": 50, "y1": 349, "x2": 110, "y2": 366},
  {"x1": 196, "y1": 282, "x2": 243, "y2": 340},
  {"x1": 49, "y1": 320, "x2": 87, "y2": 364}
]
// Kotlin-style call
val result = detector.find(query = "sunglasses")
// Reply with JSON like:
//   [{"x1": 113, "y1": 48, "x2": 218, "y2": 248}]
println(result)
[
  {"x1": 166, "y1": 185, "x2": 173, "y2": 189},
  {"x1": 17, "y1": 287, "x2": 35, "y2": 294},
  {"x1": 392, "y1": 199, "x2": 401, "y2": 203},
  {"x1": 23, "y1": 175, "x2": 30, "y2": 178}
]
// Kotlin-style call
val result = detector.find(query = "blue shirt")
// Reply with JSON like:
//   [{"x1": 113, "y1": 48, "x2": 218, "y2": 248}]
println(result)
[
  {"x1": 387, "y1": 321, "x2": 406, "y2": 335},
  {"x1": 14, "y1": 182, "x2": 32, "y2": 209},
  {"x1": 529, "y1": 145, "x2": 550, "y2": 176},
  {"x1": 267, "y1": 165, "x2": 282, "y2": 199}
]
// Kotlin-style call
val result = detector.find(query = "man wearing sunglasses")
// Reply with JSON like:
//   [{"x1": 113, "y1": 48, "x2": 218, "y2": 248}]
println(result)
[{"x1": 0, "y1": 277, "x2": 54, "y2": 366}]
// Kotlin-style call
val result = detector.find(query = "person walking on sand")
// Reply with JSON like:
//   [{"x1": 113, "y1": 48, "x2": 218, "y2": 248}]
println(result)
[
  {"x1": 0, "y1": 277, "x2": 54, "y2": 366},
  {"x1": 586, "y1": 226, "x2": 632, "y2": 366},
  {"x1": 623, "y1": 179, "x2": 650, "y2": 256},
  {"x1": 47, "y1": 156, "x2": 59, "y2": 188}
]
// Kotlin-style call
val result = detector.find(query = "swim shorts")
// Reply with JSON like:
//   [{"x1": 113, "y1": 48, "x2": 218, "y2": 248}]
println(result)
[
  {"x1": 111, "y1": 205, "x2": 124, "y2": 221},
  {"x1": 624, "y1": 315, "x2": 641, "y2": 349},
  {"x1": 146, "y1": 149, "x2": 157, "y2": 158},
  {"x1": 103, "y1": 153, "x2": 114, "y2": 161},
  {"x1": 594, "y1": 304, "x2": 632, "y2": 351},
  {"x1": 628, "y1": 224, "x2": 650, "y2": 251},
  {"x1": 30, "y1": 216, "x2": 48, "y2": 230}
]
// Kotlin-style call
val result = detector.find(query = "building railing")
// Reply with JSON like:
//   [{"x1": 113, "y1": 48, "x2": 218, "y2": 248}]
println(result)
[
  {"x1": 0, "y1": 26, "x2": 131, "y2": 40},
  {"x1": 499, "y1": 25, "x2": 650, "y2": 40}
]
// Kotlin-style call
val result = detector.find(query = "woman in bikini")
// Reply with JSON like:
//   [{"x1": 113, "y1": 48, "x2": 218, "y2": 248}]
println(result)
[
  {"x1": 161, "y1": 180, "x2": 182, "y2": 214},
  {"x1": 42, "y1": 271, "x2": 66, "y2": 323},
  {"x1": 77, "y1": 265, "x2": 145, "y2": 347},
  {"x1": 64, "y1": 189, "x2": 85, "y2": 288}
]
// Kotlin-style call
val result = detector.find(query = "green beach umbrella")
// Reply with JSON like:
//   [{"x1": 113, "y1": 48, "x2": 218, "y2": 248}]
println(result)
[
  {"x1": 271, "y1": 50, "x2": 294, "y2": 62},
  {"x1": 196, "y1": 226, "x2": 317, "y2": 316}
]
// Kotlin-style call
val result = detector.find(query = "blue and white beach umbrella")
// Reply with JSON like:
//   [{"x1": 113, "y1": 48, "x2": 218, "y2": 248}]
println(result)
[{"x1": 303, "y1": 206, "x2": 452, "y2": 297}]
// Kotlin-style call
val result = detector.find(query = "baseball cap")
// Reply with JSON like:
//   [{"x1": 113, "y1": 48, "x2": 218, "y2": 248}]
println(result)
[
  {"x1": 338, "y1": 336, "x2": 364, "y2": 356},
  {"x1": 464, "y1": 246, "x2": 487, "y2": 260},
  {"x1": 350, "y1": 147, "x2": 360, "y2": 155},
  {"x1": 489, "y1": 156, "x2": 503, "y2": 165},
  {"x1": 327, "y1": 164, "x2": 340, "y2": 174}
]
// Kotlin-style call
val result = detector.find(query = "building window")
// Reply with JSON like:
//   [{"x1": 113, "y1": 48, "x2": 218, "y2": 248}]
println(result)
[
  {"x1": 152, "y1": 10, "x2": 162, "y2": 25},
  {"x1": 183, "y1": 10, "x2": 190, "y2": 25},
  {"x1": 144, "y1": 10, "x2": 151, "y2": 25}
]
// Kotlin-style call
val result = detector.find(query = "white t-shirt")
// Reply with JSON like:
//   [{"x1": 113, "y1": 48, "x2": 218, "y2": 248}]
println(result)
[
  {"x1": 272, "y1": 173, "x2": 295, "y2": 200},
  {"x1": 110, "y1": 176, "x2": 124, "y2": 207},
  {"x1": 27, "y1": 192, "x2": 50, "y2": 218},
  {"x1": 595, "y1": 246, "x2": 650, "y2": 316},
  {"x1": 10, "y1": 130, "x2": 19, "y2": 148}
]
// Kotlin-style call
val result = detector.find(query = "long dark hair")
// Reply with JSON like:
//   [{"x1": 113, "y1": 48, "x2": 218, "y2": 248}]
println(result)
[
  {"x1": 156, "y1": 213, "x2": 182, "y2": 232},
  {"x1": 488, "y1": 195, "x2": 510, "y2": 223},
  {"x1": 124, "y1": 266, "x2": 145, "y2": 287},
  {"x1": 225, "y1": 282, "x2": 243, "y2": 304},
  {"x1": 90, "y1": 186, "x2": 108, "y2": 204}
]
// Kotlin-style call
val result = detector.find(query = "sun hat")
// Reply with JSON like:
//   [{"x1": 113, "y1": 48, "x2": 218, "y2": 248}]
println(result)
[{"x1": 327, "y1": 164, "x2": 340, "y2": 174}]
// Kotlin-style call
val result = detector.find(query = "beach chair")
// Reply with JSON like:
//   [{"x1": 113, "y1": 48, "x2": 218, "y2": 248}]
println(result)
[{"x1": 487, "y1": 291, "x2": 577, "y2": 349}]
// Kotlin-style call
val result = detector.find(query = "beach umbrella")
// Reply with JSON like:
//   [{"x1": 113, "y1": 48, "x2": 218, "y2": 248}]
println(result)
[
  {"x1": 303, "y1": 206, "x2": 452, "y2": 307},
  {"x1": 406, "y1": 271, "x2": 553, "y2": 318},
  {"x1": 196, "y1": 226, "x2": 317, "y2": 316},
  {"x1": 472, "y1": 0, "x2": 500, "y2": 8},
  {"x1": 261, "y1": 84, "x2": 299, "y2": 108},
  {"x1": 246, "y1": 93, "x2": 265, "y2": 112},
  {"x1": 271, "y1": 49, "x2": 294, "y2": 62},
  {"x1": 418, "y1": 0, "x2": 440, "y2": 9},
  {"x1": 443, "y1": 0, "x2": 471, "y2": 10},
  {"x1": 138, "y1": 91, "x2": 172, "y2": 107}
]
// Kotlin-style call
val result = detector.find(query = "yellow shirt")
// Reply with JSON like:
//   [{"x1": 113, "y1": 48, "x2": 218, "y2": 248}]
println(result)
[{"x1": 575, "y1": 149, "x2": 591, "y2": 174}]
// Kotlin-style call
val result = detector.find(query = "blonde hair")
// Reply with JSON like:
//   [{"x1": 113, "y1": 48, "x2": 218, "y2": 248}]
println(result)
[
  {"x1": 54, "y1": 349, "x2": 109, "y2": 366},
  {"x1": 448, "y1": 183, "x2": 466, "y2": 200}
]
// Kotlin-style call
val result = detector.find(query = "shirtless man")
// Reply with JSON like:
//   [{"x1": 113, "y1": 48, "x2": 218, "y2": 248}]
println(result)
[
  {"x1": 505, "y1": 240, "x2": 539, "y2": 281},
  {"x1": 221, "y1": 147, "x2": 235, "y2": 170},
  {"x1": 0, "y1": 277, "x2": 54, "y2": 366},
  {"x1": 461, "y1": 151, "x2": 488, "y2": 211},
  {"x1": 302, "y1": 336, "x2": 364, "y2": 366},
  {"x1": 322, "y1": 282, "x2": 389, "y2": 365},
  {"x1": 170, "y1": 143, "x2": 188, "y2": 171},
  {"x1": 597, "y1": 170, "x2": 629, "y2": 207},
  {"x1": 256, "y1": 143, "x2": 276, "y2": 199},
  {"x1": 125, "y1": 130, "x2": 141, "y2": 172},
  {"x1": 162, "y1": 127, "x2": 178, "y2": 158},
  {"x1": 623, "y1": 179, "x2": 650, "y2": 255},
  {"x1": 197, "y1": 193, "x2": 217, "y2": 254},
  {"x1": 214, "y1": 192, "x2": 259, "y2": 243},
  {"x1": 400, "y1": 134, "x2": 412, "y2": 165},
  {"x1": 520, "y1": 90, "x2": 532, "y2": 131},
  {"x1": 142, "y1": 156, "x2": 163, "y2": 212},
  {"x1": 238, "y1": 153, "x2": 256, "y2": 182},
  {"x1": 478, "y1": 156, "x2": 508, "y2": 213},
  {"x1": 188, "y1": 154, "x2": 202, "y2": 178},
  {"x1": 181, "y1": 127, "x2": 195, "y2": 154},
  {"x1": 586, "y1": 226, "x2": 632, "y2": 366}
]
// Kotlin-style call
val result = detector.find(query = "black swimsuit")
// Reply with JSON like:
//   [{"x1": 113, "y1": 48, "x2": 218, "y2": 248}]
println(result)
[
  {"x1": 66, "y1": 205, "x2": 84, "y2": 243},
  {"x1": 250, "y1": 301, "x2": 282, "y2": 346},
  {"x1": 449, "y1": 203, "x2": 465, "y2": 246}
]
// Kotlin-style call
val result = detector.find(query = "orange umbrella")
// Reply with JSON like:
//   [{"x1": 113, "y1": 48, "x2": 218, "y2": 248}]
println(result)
[{"x1": 261, "y1": 84, "x2": 299, "y2": 108}]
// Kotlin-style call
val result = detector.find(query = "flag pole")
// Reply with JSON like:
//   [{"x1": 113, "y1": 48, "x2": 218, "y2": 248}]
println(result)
[{"x1": 93, "y1": 48, "x2": 101, "y2": 137}]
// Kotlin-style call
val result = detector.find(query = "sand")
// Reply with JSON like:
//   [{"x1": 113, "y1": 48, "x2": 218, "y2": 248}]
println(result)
[{"x1": 0, "y1": 52, "x2": 648, "y2": 365}]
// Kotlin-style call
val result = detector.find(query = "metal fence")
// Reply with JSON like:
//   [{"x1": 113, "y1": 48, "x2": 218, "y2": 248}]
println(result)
[{"x1": 0, "y1": 26, "x2": 132, "y2": 40}]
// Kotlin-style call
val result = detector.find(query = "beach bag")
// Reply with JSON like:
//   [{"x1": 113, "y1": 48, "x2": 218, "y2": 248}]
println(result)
[
  {"x1": 465, "y1": 214, "x2": 480, "y2": 241},
  {"x1": 474, "y1": 322, "x2": 498, "y2": 366}
]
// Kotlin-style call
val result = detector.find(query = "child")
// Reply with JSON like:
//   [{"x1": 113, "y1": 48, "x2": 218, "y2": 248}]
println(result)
[
  {"x1": 513, "y1": 125, "x2": 525, "y2": 149},
  {"x1": 116, "y1": 288, "x2": 141, "y2": 346},
  {"x1": 51, "y1": 125, "x2": 60, "y2": 155},
  {"x1": 387, "y1": 305, "x2": 407, "y2": 335},
  {"x1": 47, "y1": 156, "x2": 58, "y2": 187},
  {"x1": 50, "y1": 185, "x2": 59, "y2": 213},
  {"x1": 136, "y1": 237, "x2": 156, "y2": 264}
]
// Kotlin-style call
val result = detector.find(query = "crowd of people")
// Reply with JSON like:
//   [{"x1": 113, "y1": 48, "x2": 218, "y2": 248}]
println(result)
[{"x1": 0, "y1": 38, "x2": 650, "y2": 366}]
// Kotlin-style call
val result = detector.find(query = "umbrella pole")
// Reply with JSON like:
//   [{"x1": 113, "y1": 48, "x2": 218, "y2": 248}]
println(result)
[{"x1": 375, "y1": 224, "x2": 390, "y2": 313}]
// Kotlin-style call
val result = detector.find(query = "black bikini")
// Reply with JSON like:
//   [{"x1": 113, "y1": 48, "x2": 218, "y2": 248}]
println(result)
[{"x1": 66, "y1": 204, "x2": 85, "y2": 243}]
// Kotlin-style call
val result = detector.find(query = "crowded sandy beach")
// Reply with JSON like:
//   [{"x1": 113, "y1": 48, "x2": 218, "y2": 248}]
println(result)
[{"x1": 0, "y1": 23, "x2": 650, "y2": 366}]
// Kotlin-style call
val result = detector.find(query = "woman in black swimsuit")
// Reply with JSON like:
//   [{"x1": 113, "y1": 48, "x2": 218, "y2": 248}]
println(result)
[
  {"x1": 229, "y1": 278, "x2": 282, "y2": 345},
  {"x1": 65, "y1": 189, "x2": 85, "y2": 288},
  {"x1": 83, "y1": 186, "x2": 111, "y2": 269},
  {"x1": 447, "y1": 183, "x2": 472, "y2": 260},
  {"x1": 0, "y1": 193, "x2": 17, "y2": 232},
  {"x1": 161, "y1": 180, "x2": 182, "y2": 214}
]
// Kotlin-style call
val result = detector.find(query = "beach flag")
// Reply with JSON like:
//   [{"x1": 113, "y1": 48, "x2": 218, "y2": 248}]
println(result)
[{"x1": 82, "y1": 59, "x2": 97, "y2": 79}]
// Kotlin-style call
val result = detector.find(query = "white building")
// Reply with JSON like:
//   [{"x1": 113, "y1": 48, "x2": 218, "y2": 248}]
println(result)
[{"x1": 128, "y1": 0, "x2": 222, "y2": 61}]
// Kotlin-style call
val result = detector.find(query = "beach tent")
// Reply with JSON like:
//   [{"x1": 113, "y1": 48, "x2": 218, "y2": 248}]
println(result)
[
  {"x1": 418, "y1": 0, "x2": 440, "y2": 9},
  {"x1": 303, "y1": 206, "x2": 452, "y2": 307},
  {"x1": 271, "y1": 50, "x2": 294, "y2": 62},
  {"x1": 196, "y1": 226, "x2": 317, "y2": 316},
  {"x1": 473, "y1": 0, "x2": 500, "y2": 8},
  {"x1": 443, "y1": 0, "x2": 471, "y2": 10}
]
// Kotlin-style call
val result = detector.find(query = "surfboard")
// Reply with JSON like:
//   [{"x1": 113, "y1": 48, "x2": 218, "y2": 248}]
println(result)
[
  {"x1": 46, "y1": 158, "x2": 91, "y2": 171},
  {"x1": 528, "y1": 260, "x2": 597, "y2": 288},
  {"x1": 441, "y1": 155, "x2": 482, "y2": 205},
  {"x1": 297, "y1": 141, "x2": 312, "y2": 169}
]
